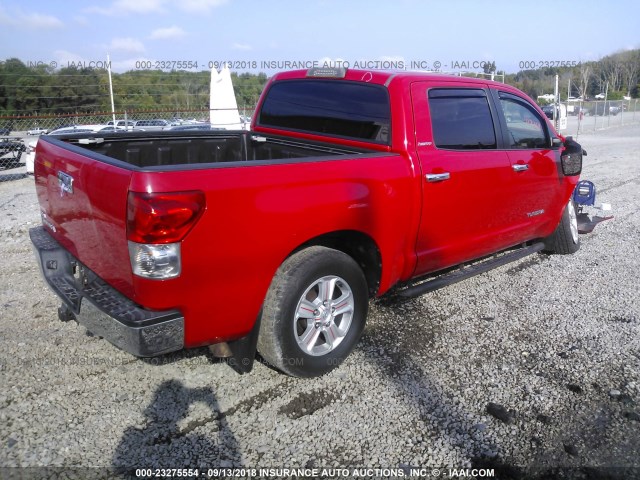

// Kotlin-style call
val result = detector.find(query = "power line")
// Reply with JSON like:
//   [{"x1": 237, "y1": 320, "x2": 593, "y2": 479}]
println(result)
[
  {"x1": 0, "y1": 83, "x2": 210, "y2": 88},
  {"x1": 0, "y1": 93, "x2": 212, "y2": 100}
]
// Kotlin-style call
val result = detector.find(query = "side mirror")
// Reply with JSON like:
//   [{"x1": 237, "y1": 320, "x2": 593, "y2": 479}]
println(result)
[
  {"x1": 551, "y1": 137, "x2": 563, "y2": 148},
  {"x1": 561, "y1": 137, "x2": 583, "y2": 176}
]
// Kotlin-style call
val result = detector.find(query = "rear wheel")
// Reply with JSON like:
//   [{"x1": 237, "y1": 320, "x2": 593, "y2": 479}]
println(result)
[
  {"x1": 544, "y1": 199, "x2": 580, "y2": 254},
  {"x1": 257, "y1": 246, "x2": 368, "y2": 377}
]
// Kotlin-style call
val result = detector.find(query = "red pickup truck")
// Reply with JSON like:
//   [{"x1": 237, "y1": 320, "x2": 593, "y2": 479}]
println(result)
[{"x1": 30, "y1": 68, "x2": 585, "y2": 377}]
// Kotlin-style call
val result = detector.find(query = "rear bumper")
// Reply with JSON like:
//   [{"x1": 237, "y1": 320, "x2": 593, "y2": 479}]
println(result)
[{"x1": 29, "y1": 226, "x2": 184, "y2": 357}]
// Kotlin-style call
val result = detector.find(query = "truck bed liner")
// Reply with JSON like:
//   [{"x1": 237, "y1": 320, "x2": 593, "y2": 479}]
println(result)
[{"x1": 45, "y1": 131, "x2": 371, "y2": 169}]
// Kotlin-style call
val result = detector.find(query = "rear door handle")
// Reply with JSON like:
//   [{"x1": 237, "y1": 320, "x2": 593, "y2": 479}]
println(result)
[
  {"x1": 512, "y1": 164, "x2": 529, "y2": 172},
  {"x1": 426, "y1": 172, "x2": 450, "y2": 182}
]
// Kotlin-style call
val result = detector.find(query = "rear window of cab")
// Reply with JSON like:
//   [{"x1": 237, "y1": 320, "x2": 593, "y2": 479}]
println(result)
[{"x1": 258, "y1": 79, "x2": 391, "y2": 144}]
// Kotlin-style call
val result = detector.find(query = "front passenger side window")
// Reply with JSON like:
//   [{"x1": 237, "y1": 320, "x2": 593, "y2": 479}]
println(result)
[
  {"x1": 499, "y1": 98, "x2": 547, "y2": 149},
  {"x1": 428, "y1": 89, "x2": 497, "y2": 150}
]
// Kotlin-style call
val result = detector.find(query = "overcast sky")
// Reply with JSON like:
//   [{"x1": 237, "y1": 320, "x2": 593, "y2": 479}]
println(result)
[{"x1": 0, "y1": 0, "x2": 638, "y2": 74}]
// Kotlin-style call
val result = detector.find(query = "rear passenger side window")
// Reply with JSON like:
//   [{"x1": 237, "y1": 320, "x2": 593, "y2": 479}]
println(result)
[
  {"x1": 428, "y1": 89, "x2": 496, "y2": 150},
  {"x1": 499, "y1": 97, "x2": 548, "y2": 149}
]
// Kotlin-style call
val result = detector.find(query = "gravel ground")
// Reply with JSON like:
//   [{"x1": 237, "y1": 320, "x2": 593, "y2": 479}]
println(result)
[{"x1": 1, "y1": 124, "x2": 639, "y2": 479}]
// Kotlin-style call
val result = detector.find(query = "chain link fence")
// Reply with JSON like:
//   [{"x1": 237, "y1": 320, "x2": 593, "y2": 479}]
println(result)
[
  {"x1": 2, "y1": 97, "x2": 640, "y2": 177},
  {"x1": 575, "y1": 99, "x2": 640, "y2": 134},
  {"x1": 0, "y1": 107, "x2": 257, "y2": 175},
  {"x1": 557, "y1": 99, "x2": 640, "y2": 138}
]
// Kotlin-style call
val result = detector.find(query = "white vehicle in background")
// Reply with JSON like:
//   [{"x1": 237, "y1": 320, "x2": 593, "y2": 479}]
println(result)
[
  {"x1": 48, "y1": 125, "x2": 100, "y2": 135},
  {"x1": 26, "y1": 127, "x2": 49, "y2": 135},
  {"x1": 106, "y1": 119, "x2": 135, "y2": 130},
  {"x1": 48, "y1": 124, "x2": 127, "y2": 135},
  {"x1": 24, "y1": 140, "x2": 38, "y2": 175},
  {"x1": 133, "y1": 119, "x2": 170, "y2": 131}
]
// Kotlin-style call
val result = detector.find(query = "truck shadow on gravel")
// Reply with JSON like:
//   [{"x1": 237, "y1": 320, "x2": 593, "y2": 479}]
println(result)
[{"x1": 112, "y1": 379, "x2": 243, "y2": 476}]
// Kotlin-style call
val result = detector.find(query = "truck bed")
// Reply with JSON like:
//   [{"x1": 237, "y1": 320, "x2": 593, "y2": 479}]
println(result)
[
  {"x1": 44, "y1": 130, "x2": 373, "y2": 169},
  {"x1": 33, "y1": 128, "x2": 410, "y2": 351}
]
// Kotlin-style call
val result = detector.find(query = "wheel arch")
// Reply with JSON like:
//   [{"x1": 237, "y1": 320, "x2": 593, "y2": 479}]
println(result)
[{"x1": 293, "y1": 230, "x2": 382, "y2": 297}]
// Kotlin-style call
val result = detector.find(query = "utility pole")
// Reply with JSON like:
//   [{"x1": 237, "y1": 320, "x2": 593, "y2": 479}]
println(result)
[
  {"x1": 107, "y1": 53, "x2": 116, "y2": 126},
  {"x1": 554, "y1": 74, "x2": 559, "y2": 131}
]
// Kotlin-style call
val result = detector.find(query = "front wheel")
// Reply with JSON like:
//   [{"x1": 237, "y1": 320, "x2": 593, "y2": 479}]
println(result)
[
  {"x1": 544, "y1": 199, "x2": 580, "y2": 254},
  {"x1": 257, "y1": 246, "x2": 368, "y2": 377}
]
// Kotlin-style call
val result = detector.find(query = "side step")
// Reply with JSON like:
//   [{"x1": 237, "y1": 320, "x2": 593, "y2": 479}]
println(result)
[{"x1": 398, "y1": 242, "x2": 545, "y2": 298}]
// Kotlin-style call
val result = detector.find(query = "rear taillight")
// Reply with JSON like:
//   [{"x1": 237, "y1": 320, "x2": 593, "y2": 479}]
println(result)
[
  {"x1": 127, "y1": 191, "x2": 205, "y2": 279},
  {"x1": 127, "y1": 191, "x2": 205, "y2": 244}
]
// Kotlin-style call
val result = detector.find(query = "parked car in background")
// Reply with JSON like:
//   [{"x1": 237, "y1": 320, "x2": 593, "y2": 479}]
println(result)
[
  {"x1": 48, "y1": 125, "x2": 126, "y2": 135},
  {"x1": 49, "y1": 126, "x2": 93, "y2": 135},
  {"x1": 567, "y1": 104, "x2": 588, "y2": 116},
  {"x1": 27, "y1": 127, "x2": 49, "y2": 135},
  {"x1": 541, "y1": 104, "x2": 569, "y2": 120},
  {"x1": 0, "y1": 125, "x2": 12, "y2": 136},
  {"x1": 541, "y1": 105, "x2": 556, "y2": 119},
  {"x1": 164, "y1": 124, "x2": 224, "y2": 131},
  {"x1": 589, "y1": 103, "x2": 618, "y2": 116},
  {"x1": 133, "y1": 119, "x2": 170, "y2": 131},
  {"x1": 48, "y1": 126, "x2": 101, "y2": 136},
  {"x1": 106, "y1": 120, "x2": 135, "y2": 129},
  {"x1": 98, "y1": 126, "x2": 128, "y2": 133}
]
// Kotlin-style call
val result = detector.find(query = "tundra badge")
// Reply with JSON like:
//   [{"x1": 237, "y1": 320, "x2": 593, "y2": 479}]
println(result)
[
  {"x1": 527, "y1": 209, "x2": 544, "y2": 218},
  {"x1": 57, "y1": 171, "x2": 74, "y2": 195}
]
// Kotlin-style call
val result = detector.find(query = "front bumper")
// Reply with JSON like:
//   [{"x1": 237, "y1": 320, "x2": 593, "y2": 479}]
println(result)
[{"x1": 29, "y1": 226, "x2": 184, "y2": 357}]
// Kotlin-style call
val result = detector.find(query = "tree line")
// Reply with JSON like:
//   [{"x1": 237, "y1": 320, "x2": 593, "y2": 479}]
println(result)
[
  {"x1": 0, "y1": 61, "x2": 268, "y2": 116},
  {"x1": 486, "y1": 49, "x2": 640, "y2": 101},
  {"x1": 1, "y1": 48, "x2": 638, "y2": 117}
]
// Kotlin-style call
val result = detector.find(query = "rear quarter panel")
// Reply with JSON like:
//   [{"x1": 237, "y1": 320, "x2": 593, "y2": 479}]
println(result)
[{"x1": 130, "y1": 155, "x2": 416, "y2": 347}]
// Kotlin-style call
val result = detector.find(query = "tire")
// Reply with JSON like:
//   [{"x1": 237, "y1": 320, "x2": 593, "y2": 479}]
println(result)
[
  {"x1": 257, "y1": 246, "x2": 368, "y2": 378},
  {"x1": 544, "y1": 199, "x2": 580, "y2": 254}
]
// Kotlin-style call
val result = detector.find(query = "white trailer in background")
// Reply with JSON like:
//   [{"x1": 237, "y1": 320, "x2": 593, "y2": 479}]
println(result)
[{"x1": 210, "y1": 65, "x2": 243, "y2": 130}]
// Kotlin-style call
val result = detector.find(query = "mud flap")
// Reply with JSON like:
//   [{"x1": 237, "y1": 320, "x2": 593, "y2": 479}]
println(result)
[{"x1": 227, "y1": 315, "x2": 261, "y2": 374}]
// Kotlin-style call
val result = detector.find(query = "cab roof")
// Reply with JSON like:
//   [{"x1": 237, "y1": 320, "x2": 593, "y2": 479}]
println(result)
[{"x1": 271, "y1": 68, "x2": 501, "y2": 88}]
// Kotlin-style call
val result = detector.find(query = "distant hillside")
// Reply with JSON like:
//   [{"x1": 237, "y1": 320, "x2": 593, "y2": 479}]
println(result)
[
  {"x1": 0, "y1": 48, "x2": 638, "y2": 116},
  {"x1": 499, "y1": 49, "x2": 639, "y2": 101}
]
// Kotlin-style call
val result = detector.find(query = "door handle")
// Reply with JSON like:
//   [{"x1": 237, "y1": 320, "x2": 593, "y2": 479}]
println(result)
[
  {"x1": 426, "y1": 172, "x2": 450, "y2": 182},
  {"x1": 512, "y1": 164, "x2": 529, "y2": 172}
]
